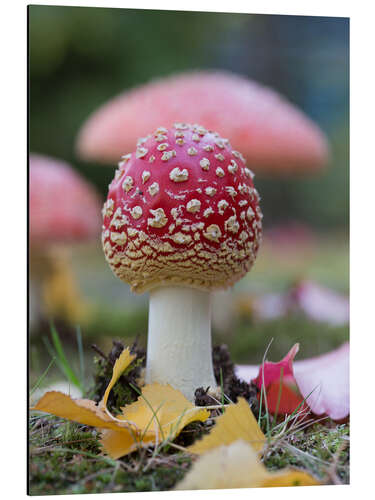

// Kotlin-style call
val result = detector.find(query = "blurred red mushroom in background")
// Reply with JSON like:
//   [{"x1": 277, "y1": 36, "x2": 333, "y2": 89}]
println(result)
[
  {"x1": 76, "y1": 70, "x2": 329, "y2": 175},
  {"x1": 29, "y1": 154, "x2": 102, "y2": 330}
]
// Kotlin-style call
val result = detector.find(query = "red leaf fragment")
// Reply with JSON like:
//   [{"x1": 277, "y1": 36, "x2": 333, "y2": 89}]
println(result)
[{"x1": 253, "y1": 343, "x2": 299, "y2": 389}]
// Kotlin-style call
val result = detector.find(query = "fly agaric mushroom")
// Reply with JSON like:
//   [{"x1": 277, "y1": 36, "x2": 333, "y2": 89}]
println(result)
[
  {"x1": 77, "y1": 71, "x2": 329, "y2": 174},
  {"x1": 29, "y1": 154, "x2": 102, "y2": 326},
  {"x1": 102, "y1": 124, "x2": 262, "y2": 400}
]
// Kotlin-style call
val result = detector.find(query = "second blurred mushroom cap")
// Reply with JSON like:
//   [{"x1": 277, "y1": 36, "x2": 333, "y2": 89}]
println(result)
[{"x1": 77, "y1": 70, "x2": 330, "y2": 174}]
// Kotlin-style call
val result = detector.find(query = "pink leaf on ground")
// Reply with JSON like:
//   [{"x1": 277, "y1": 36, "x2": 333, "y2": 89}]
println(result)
[
  {"x1": 293, "y1": 342, "x2": 349, "y2": 420},
  {"x1": 235, "y1": 342, "x2": 349, "y2": 420},
  {"x1": 235, "y1": 364, "x2": 259, "y2": 382}
]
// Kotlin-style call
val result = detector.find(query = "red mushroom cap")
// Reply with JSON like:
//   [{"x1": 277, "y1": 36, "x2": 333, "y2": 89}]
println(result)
[
  {"x1": 102, "y1": 124, "x2": 262, "y2": 293},
  {"x1": 77, "y1": 71, "x2": 329, "y2": 174},
  {"x1": 29, "y1": 154, "x2": 102, "y2": 245}
]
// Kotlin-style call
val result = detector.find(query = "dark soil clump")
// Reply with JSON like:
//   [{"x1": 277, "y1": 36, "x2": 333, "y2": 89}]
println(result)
[
  {"x1": 90, "y1": 340, "x2": 259, "y2": 418},
  {"x1": 211, "y1": 344, "x2": 259, "y2": 416}
]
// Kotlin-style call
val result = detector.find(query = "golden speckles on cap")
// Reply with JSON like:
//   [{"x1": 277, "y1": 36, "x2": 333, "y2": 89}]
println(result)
[
  {"x1": 136, "y1": 147, "x2": 148, "y2": 159},
  {"x1": 157, "y1": 143, "x2": 169, "y2": 151},
  {"x1": 237, "y1": 183, "x2": 249, "y2": 195},
  {"x1": 155, "y1": 126, "x2": 168, "y2": 135},
  {"x1": 205, "y1": 187, "x2": 217, "y2": 197},
  {"x1": 148, "y1": 182, "x2": 159, "y2": 196},
  {"x1": 137, "y1": 136, "x2": 149, "y2": 146},
  {"x1": 186, "y1": 199, "x2": 201, "y2": 213},
  {"x1": 200, "y1": 158, "x2": 210, "y2": 171},
  {"x1": 203, "y1": 207, "x2": 214, "y2": 218},
  {"x1": 191, "y1": 222, "x2": 204, "y2": 232},
  {"x1": 149, "y1": 155, "x2": 155, "y2": 163},
  {"x1": 122, "y1": 176, "x2": 134, "y2": 192},
  {"x1": 174, "y1": 122, "x2": 189, "y2": 130},
  {"x1": 215, "y1": 153, "x2": 225, "y2": 162},
  {"x1": 142, "y1": 170, "x2": 151, "y2": 184},
  {"x1": 176, "y1": 138, "x2": 185, "y2": 146},
  {"x1": 204, "y1": 224, "x2": 222, "y2": 243},
  {"x1": 171, "y1": 232, "x2": 192, "y2": 245},
  {"x1": 148, "y1": 208, "x2": 168, "y2": 228},
  {"x1": 110, "y1": 231, "x2": 127, "y2": 246},
  {"x1": 170, "y1": 207, "x2": 180, "y2": 220},
  {"x1": 155, "y1": 134, "x2": 167, "y2": 142},
  {"x1": 244, "y1": 167, "x2": 254, "y2": 179},
  {"x1": 225, "y1": 186, "x2": 237, "y2": 199},
  {"x1": 228, "y1": 160, "x2": 238, "y2": 174},
  {"x1": 239, "y1": 230, "x2": 249, "y2": 242},
  {"x1": 215, "y1": 139, "x2": 225, "y2": 149},
  {"x1": 114, "y1": 168, "x2": 123, "y2": 181},
  {"x1": 194, "y1": 125, "x2": 208, "y2": 136},
  {"x1": 187, "y1": 147, "x2": 198, "y2": 156},
  {"x1": 216, "y1": 167, "x2": 225, "y2": 178},
  {"x1": 217, "y1": 199, "x2": 229, "y2": 215},
  {"x1": 160, "y1": 242, "x2": 174, "y2": 252},
  {"x1": 127, "y1": 227, "x2": 138, "y2": 237},
  {"x1": 169, "y1": 167, "x2": 189, "y2": 183},
  {"x1": 131, "y1": 206, "x2": 143, "y2": 219},
  {"x1": 110, "y1": 207, "x2": 127, "y2": 229},
  {"x1": 102, "y1": 199, "x2": 114, "y2": 218},
  {"x1": 225, "y1": 215, "x2": 240, "y2": 234},
  {"x1": 232, "y1": 150, "x2": 246, "y2": 163},
  {"x1": 203, "y1": 144, "x2": 214, "y2": 152},
  {"x1": 247, "y1": 206, "x2": 255, "y2": 219},
  {"x1": 103, "y1": 241, "x2": 112, "y2": 257},
  {"x1": 161, "y1": 150, "x2": 176, "y2": 162}
]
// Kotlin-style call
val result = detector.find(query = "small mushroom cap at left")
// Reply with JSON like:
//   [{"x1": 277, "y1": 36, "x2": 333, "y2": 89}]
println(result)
[{"x1": 29, "y1": 154, "x2": 102, "y2": 245}]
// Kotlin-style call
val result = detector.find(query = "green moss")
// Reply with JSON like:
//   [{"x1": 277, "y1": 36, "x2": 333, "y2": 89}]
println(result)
[
  {"x1": 29, "y1": 416, "x2": 192, "y2": 495},
  {"x1": 263, "y1": 421, "x2": 350, "y2": 484}
]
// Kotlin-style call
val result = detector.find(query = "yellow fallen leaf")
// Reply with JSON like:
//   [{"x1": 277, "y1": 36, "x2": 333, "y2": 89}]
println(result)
[
  {"x1": 99, "y1": 347, "x2": 136, "y2": 411},
  {"x1": 176, "y1": 440, "x2": 319, "y2": 490},
  {"x1": 31, "y1": 391, "x2": 132, "y2": 432},
  {"x1": 100, "y1": 383, "x2": 209, "y2": 458},
  {"x1": 31, "y1": 348, "x2": 209, "y2": 460},
  {"x1": 188, "y1": 397, "x2": 265, "y2": 454},
  {"x1": 100, "y1": 428, "x2": 156, "y2": 459},
  {"x1": 262, "y1": 471, "x2": 320, "y2": 487}
]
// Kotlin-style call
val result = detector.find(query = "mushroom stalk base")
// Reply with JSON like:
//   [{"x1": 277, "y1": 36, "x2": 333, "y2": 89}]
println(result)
[{"x1": 146, "y1": 286, "x2": 217, "y2": 401}]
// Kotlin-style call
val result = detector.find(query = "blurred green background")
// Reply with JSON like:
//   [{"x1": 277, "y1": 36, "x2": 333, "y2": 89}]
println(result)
[{"x1": 29, "y1": 6, "x2": 349, "y2": 386}]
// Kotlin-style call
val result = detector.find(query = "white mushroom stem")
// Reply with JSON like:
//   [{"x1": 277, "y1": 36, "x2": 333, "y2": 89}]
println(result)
[{"x1": 145, "y1": 286, "x2": 217, "y2": 401}]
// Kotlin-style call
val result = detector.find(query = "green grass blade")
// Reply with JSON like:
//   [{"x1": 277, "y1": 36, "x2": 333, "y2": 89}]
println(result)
[
  {"x1": 76, "y1": 325, "x2": 85, "y2": 389},
  {"x1": 29, "y1": 357, "x2": 56, "y2": 396},
  {"x1": 48, "y1": 324, "x2": 82, "y2": 390}
]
